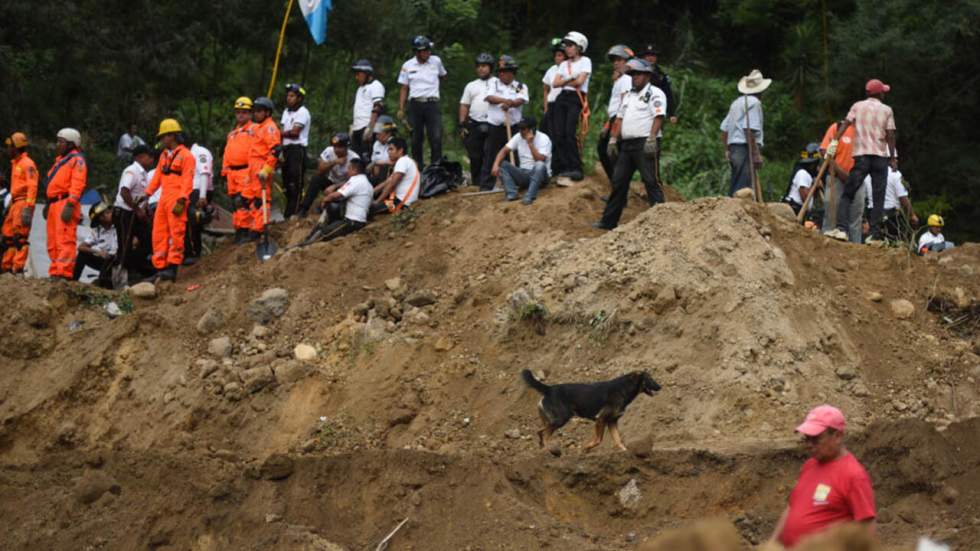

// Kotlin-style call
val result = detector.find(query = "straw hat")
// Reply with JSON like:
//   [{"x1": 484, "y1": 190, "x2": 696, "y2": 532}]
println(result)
[{"x1": 738, "y1": 69, "x2": 772, "y2": 94}]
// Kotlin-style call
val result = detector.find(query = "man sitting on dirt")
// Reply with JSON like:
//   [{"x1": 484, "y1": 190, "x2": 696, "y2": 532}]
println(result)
[
  {"x1": 768, "y1": 405, "x2": 876, "y2": 549},
  {"x1": 298, "y1": 132, "x2": 359, "y2": 218},
  {"x1": 783, "y1": 143, "x2": 820, "y2": 216},
  {"x1": 371, "y1": 137, "x2": 419, "y2": 215},
  {"x1": 918, "y1": 214, "x2": 954, "y2": 254},
  {"x1": 302, "y1": 158, "x2": 373, "y2": 245},
  {"x1": 368, "y1": 116, "x2": 398, "y2": 185},
  {"x1": 490, "y1": 116, "x2": 552, "y2": 205},
  {"x1": 73, "y1": 201, "x2": 118, "y2": 288}
]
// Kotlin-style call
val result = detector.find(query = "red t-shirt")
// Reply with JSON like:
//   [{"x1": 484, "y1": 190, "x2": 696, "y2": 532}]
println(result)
[{"x1": 778, "y1": 453, "x2": 876, "y2": 548}]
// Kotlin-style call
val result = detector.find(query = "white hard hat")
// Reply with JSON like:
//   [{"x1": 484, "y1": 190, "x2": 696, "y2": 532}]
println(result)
[
  {"x1": 563, "y1": 31, "x2": 588, "y2": 53},
  {"x1": 56, "y1": 128, "x2": 81, "y2": 147}
]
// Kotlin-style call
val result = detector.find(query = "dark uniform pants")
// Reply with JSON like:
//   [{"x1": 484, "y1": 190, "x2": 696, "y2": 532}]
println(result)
[
  {"x1": 597, "y1": 118, "x2": 616, "y2": 182},
  {"x1": 282, "y1": 144, "x2": 307, "y2": 218},
  {"x1": 463, "y1": 120, "x2": 490, "y2": 188},
  {"x1": 599, "y1": 138, "x2": 664, "y2": 228},
  {"x1": 407, "y1": 99, "x2": 442, "y2": 167},
  {"x1": 483, "y1": 124, "x2": 509, "y2": 190},
  {"x1": 837, "y1": 155, "x2": 889, "y2": 239},
  {"x1": 551, "y1": 91, "x2": 584, "y2": 176},
  {"x1": 299, "y1": 173, "x2": 335, "y2": 217}
]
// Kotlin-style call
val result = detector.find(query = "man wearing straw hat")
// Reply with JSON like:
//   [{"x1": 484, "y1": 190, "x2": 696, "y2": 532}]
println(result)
[{"x1": 720, "y1": 69, "x2": 770, "y2": 196}]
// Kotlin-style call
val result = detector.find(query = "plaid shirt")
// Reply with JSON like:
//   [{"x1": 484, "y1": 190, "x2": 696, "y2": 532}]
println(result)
[{"x1": 846, "y1": 97, "x2": 896, "y2": 158}]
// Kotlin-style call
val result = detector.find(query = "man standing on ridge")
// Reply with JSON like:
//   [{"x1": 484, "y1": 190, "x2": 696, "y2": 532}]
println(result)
[
  {"x1": 598, "y1": 45, "x2": 634, "y2": 183},
  {"x1": 2, "y1": 132, "x2": 38, "y2": 274},
  {"x1": 280, "y1": 83, "x2": 311, "y2": 219},
  {"x1": 639, "y1": 44, "x2": 677, "y2": 124},
  {"x1": 720, "y1": 69, "x2": 770, "y2": 196},
  {"x1": 184, "y1": 140, "x2": 213, "y2": 264},
  {"x1": 222, "y1": 97, "x2": 256, "y2": 244},
  {"x1": 459, "y1": 52, "x2": 495, "y2": 189},
  {"x1": 484, "y1": 55, "x2": 528, "y2": 188},
  {"x1": 351, "y1": 60, "x2": 385, "y2": 159},
  {"x1": 247, "y1": 97, "x2": 282, "y2": 241},
  {"x1": 145, "y1": 119, "x2": 195, "y2": 281},
  {"x1": 45, "y1": 128, "x2": 88, "y2": 280},
  {"x1": 398, "y1": 35, "x2": 447, "y2": 167},
  {"x1": 551, "y1": 31, "x2": 592, "y2": 183}
]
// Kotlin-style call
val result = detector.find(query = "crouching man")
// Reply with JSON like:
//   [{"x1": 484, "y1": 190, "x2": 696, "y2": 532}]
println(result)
[
  {"x1": 303, "y1": 158, "x2": 373, "y2": 244},
  {"x1": 490, "y1": 116, "x2": 552, "y2": 205},
  {"x1": 73, "y1": 201, "x2": 117, "y2": 288}
]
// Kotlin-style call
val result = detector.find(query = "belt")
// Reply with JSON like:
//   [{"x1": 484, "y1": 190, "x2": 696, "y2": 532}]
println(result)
[
  {"x1": 283, "y1": 144, "x2": 306, "y2": 149},
  {"x1": 620, "y1": 137, "x2": 647, "y2": 143},
  {"x1": 228, "y1": 164, "x2": 248, "y2": 170},
  {"x1": 410, "y1": 97, "x2": 440, "y2": 103}
]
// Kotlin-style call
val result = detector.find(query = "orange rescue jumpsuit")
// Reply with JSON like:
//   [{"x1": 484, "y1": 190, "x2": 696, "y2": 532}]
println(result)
[
  {"x1": 222, "y1": 121, "x2": 254, "y2": 231},
  {"x1": 146, "y1": 145, "x2": 195, "y2": 269},
  {"x1": 246, "y1": 117, "x2": 281, "y2": 232},
  {"x1": 45, "y1": 150, "x2": 87, "y2": 278},
  {"x1": 2, "y1": 152, "x2": 39, "y2": 272}
]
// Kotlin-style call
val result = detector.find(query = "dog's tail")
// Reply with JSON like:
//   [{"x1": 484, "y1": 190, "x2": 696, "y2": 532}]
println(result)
[{"x1": 521, "y1": 369, "x2": 550, "y2": 395}]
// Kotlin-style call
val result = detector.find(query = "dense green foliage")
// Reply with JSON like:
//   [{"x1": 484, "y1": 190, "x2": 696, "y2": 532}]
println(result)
[{"x1": 2, "y1": 0, "x2": 977, "y2": 237}]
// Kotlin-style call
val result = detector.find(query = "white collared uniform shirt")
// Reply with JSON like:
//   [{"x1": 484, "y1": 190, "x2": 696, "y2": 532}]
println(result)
[
  {"x1": 460, "y1": 78, "x2": 494, "y2": 123},
  {"x1": 353, "y1": 80, "x2": 385, "y2": 131},
  {"x1": 371, "y1": 140, "x2": 391, "y2": 165},
  {"x1": 786, "y1": 168, "x2": 813, "y2": 204},
  {"x1": 506, "y1": 131, "x2": 553, "y2": 176},
  {"x1": 114, "y1": 161, "x2": 148, "y2": 211},
  {"x1": 542, "y1": 65, "x2": 562, "y2": 103},
  {"x1": 83, "y1": 225, "x2": 119, "y2": 256},
  {"x1": 397, "y1": 55, "x2": 447, "y2": 99},
  {"x1": 190, "y1": 144, "x2": 213, "y2": 198},
  {"x1": 557, "y1": 57, "x2": 593, "y2": 93},
  {"x1": 281, "y1": 106, "x2": 311, "y2": 146},
  {"x1": 318, "y1": 146, "x2": 361, "y2": 184},
  {"x1": 863, "y1": 167, "x2": 906, "y2": 210},
  {"x1": 338, "y1": 174, "x2": 374, "y2": 223},
  {"x1": 486, "y1": 77, "x2": 529, "y2": 126},
  {"x1": 392, "y1": 156, "x2": 420, "y2": 206},
  {"x1": 617, "y1": 83, "x2": 667, "y2": 140},
  {"x1": 607, "y1": 74, "x2": 632, "y2": 118}
]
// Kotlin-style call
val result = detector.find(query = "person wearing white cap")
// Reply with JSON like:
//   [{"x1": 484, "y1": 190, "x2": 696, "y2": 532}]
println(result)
[
  {"x1": 597, "y1": 44, "x2": 634, "y2": 184},
  {"x1": 720, "y1": 69, "x2": 770, "y2": 196},
  {"x1": 768, "y1": 405, "x2": 876, "y2": 549},
  {"x1": 550, "y1": 31, "x2": 592, "y2": 182}
]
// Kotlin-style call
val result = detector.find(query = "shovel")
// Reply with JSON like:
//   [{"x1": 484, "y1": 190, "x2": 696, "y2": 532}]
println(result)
[{"x1": 255, "y1": 186, "x2": 278, "y2": 261}]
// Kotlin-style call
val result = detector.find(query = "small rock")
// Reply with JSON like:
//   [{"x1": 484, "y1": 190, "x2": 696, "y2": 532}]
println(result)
[
  {"x1": 251, "y1": 324, "x2": 270, "y2": 338},
  {"x1": 260, "y1": 453, "x2": 295, "y2": 480},
  {"x1": 405, "y1": 291, "x2": 437, "y2": 307},
  {"x1": 248, "y1": 288, "x2": 290, "y2": 324},
  {"x1": 941, "y1": 484, "x2": 960, "y2": 504},
  {"x1": 274, "y1": 360, "x2": 312, "y2": 384},
  {"x1": 651, "y1": 286, "x2": 678, "y2": 314},
  {"x1": 385, "y1": 277, "x2": 403, "y2": 291},
  {"x1": 293, "y1": 343, "x2": 317, "y2": 361},
  {"x1": 434, "y1": 337, "x2": 454, "y2": 352},
  {"x1": 954, "y1": 287, "x2": 971, "y2": 309},
  {"x1": 733, "y1": 188, "x2": 755, "y2": 201},
  {"x1": 242, "y1": 367, "x2": 275, "y2": 393},
  {"x1": 889, "y1": 299, "x2": 915, "y2": 320},
  {"x1": 866, "y1": 291, "x2": 883, "y2": 302},
  {"x1": 74, "y1": 471, "x2": 120, "y2": 505},
  {"x1": 265, "y1": 513, "x2": 282, "y2": 523},
  {"x1": 128, "y1": 282, "x2": 157, "y2": 299},
  {"x1": 208, "y1": 336, "x2": 233, "y2": 358},
  {"x1": 548, "y1": 443, "x2": 562, "y2": 457},
  {"x1": 196, "y1": 308, "x2": 224, "y2": 335},
  {"x1": 852, "y1": 382, "x2": 871, "y2": 398},
  {"x1": 504, "y1": 429, "x2": 521, "y2": 439},
  {"x1": 223, "y1": 382, "x2": 243, "y2": 401},
  {"x1": 835, "y1": 365, "x2": 858, "y2": 380},
  {"x1": 617, "y1": 478, "x2": 642, "y2": 509},
  {"x1": 766, "y1": 202, "x2": 795, "y2": 222}
]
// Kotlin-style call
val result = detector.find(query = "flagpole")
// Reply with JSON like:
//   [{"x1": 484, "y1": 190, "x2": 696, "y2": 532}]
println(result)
[{"x1": 267, "y1": 0, "x2": 296, "y2": 97}]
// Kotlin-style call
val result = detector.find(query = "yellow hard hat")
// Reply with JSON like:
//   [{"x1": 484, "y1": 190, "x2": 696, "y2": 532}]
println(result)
[
  {"x1": 927, "y1": 214, "x2": 944, "y2": 227},
  {"x1": 6, "y1": 132, "x2": 28, "y2": 148},
  {"x1": 234, "y1": 96, "x2": 253, "y2": 110},
  {"x1": 157, "y1": 118, "x2": 182, "y2": 137}
]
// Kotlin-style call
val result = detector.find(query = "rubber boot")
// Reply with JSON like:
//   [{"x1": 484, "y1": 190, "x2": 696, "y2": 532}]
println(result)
[
  {"x1": 157, "y1": 265, "x2": 178, "y2": 282},
  {"x1": 234, "y1": 228, "x2": 248, "y2": 245},
  {"x1": 248, "y1": 231, "x2": 262, "y2": 243}
]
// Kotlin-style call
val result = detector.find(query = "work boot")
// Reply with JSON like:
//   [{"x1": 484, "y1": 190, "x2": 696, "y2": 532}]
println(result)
[
  {"x1": 182, "y1": 257, "x2": 198, "y2": 266},
  {"x1": 248, "y1": 231, "x2": 262, "y2": 243},
  {"x1": 157, "y1": 265, "x2": 178, "y2": 282}
]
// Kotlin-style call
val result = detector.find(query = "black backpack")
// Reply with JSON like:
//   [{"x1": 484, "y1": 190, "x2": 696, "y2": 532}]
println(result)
[{"x1": 420, "y1": 157, "x2": 463, "y2": 199}]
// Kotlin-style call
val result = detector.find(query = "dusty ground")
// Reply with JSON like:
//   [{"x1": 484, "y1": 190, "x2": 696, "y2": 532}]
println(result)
[{"x1": 1, "y1": 176, "x2": 979, "y2": 550}]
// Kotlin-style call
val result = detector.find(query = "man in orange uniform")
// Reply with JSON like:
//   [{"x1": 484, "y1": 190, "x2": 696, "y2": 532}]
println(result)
[
  {"x1": 45, "y1": 128, "x2": 87, "y2": 279},
  {"x1": 2, "y1": 132, "x2": 38, "y2": 274},
  {"x1": 222, "y1": 96, "x2": 255, "y2": 244},
  {"x1": 246, "y1": 96, "x2": 281, "y2": 240},
  {"x1": 145, "y1": 119, "x2": 195, "y2": 281}
]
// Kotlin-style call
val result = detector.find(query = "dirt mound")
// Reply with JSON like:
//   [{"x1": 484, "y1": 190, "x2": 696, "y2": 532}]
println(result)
[{"x1": 2, "y1": 177, "x2": 980, "y2": 550}]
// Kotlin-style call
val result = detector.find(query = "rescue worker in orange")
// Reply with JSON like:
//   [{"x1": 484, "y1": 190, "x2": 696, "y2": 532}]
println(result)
[
  {"x1": 246, "y1": 96, "x2": 281, "y2": 240},
  {"x1": 45, "y1": 128, "x2": 88, "y2": 279},
  {"x1": 2, "y1": 132, "x2": 39, "y2": 274},
  {"x1": 222, "y1": 96, "x2": 255, "y2": 244},
  {"x1": 145, "y1": 119, "x2": 195, "y2": 281}
]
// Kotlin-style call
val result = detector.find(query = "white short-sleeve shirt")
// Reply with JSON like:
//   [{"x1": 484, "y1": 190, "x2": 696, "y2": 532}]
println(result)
[
  {"x1": 542, "y1": 65, "x2": 561, "y2": 103},
  {"x1": 281, "y1": 106, "x2": 311, "y2": 146},
  {"x1": 190, "y1": 144, "x2": 214, "y2": 198},
  {"x1": 114, "y1": 161, "x2": 148, "y2": 211},
  {"x1": 371, "y1": 140, "x2": 391, "y2": 165},
  {"x1": 486, "y1": 78, "x2": 529, "y2": 126},
  {"x1": 617, "y1": 83, "x2": 667, "y2": 139},
  {"x1": 397, "y1": 55, "x2": 447, "y2": 99},
  {"x1": 864, "y1": 167, "x2": 906, "y2": 210},
  {"x1": 338, "y1": 174, "x2": 374, "y2": 223},
  {"x1": 556, "y1": 57, "x2": 593, "y2": 93},
  {"x1": 918, "y1": 231, "x2": 945, "y2": 251},
  {"x1": 460, "y1": 78, "x2": 494, "y2": 123},
  {"x1": 319, "y1": 146, "x2": 361, "y2": 184},
  {"x1": 83, "y1": 225, "x2": 119, "y2": 257},
  {"x1": 786, "y1": 168, "x2": 813, "y2": 204},
  {"x1": 353, "y1": 80, "x2": 385, "y2": 131},
  {"x1": 607, "y1": 74, "x2": 632, "y2": 118},
  {"x1": 506, "y1": 131, "x2": 553, "y2": 176},
  {"x1": 392, "y1": 156, "x2": 420, "y2": 206}
]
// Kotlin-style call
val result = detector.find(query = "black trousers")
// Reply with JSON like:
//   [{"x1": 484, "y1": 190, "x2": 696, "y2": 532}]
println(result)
[
  {"x1": 299, "y1": 173, "x2": 334, "y2": 217},
  {"x1": 540, "y1": 102, "x2": 557, "y2": 138},
  {"x1": 282, "y1": 144, "x2": 307, "y2": 218},
  {"x1": 72, "y1": 251, "x2": 113, "y2": 288},
  {"x1": 596, "y1": 118, "x2": 616, "y2": 182},
  {"x1": 599, "y1": 138, "x2": 663, "y2": 228},
  {"x1": 407, "y1": 99, "x2": 442, "y2": 167},
  {"x1": 837, "y1": 155, "x2": 889, "y2": 239},
  {"x1": 483, "y1": 124, "x2": 509, "y2": 190},
  {"x1": 113, "y1": 207, "x2": 153, "y2": 278},
  {"x1": 184, "y1": 190, "x2": 207, "y2": 259},
  {"x1": 463, "y1": 120, "x2": 491, "y2": 188},
  {"x1": 551, "y1": 91, "x2": 584, "y2": 176},
  {"x1": 350, "y1": 128, "x2": 373, "y2": 160}
]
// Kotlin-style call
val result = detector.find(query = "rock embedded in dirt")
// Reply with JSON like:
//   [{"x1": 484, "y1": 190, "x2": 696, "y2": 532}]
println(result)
[
  {"x1": 766, "y1": 202, "x2": 796, "y2": 222},
  {"x1": 208, "y1": 336, "x2": 232, "y2": 358},
  {"x1": 74, "y1": 470, "x2": 120, "y2": 505},
  {"x1": 835, "y1": 365, "x2": 858, "y2": 380},
  {"x1": 734, "y1": 188, "x2": 755, "y2": 201},
  {"x1": 866, "y1": 291, "x2": 883, "y2": 302},
  {"x1": 385, "y1": 277, "x2": 403, "y2": 291},
  {"x1": 405, "y1": 290, "x2": 437, "y2": 307},
  {"x1": 196, "y1": 308, "x2": 224, "y2": 335},
  {"x1": 889, "y1": 299, "x2": 915, "y2": 320},
  {"x1": 434, "y1": 336, "x2": 454, "y2": 352},
  {"x1": 128, "y1": 282, "x2": 157, "y2": 299},
  {"x1": 293, "y1": 343, "x2": 317, "y2": 361},
  {"x1": 248, "y1": 288, "x2": 290, "y2": 324},
  {"x1": 242, "y1": 367, "x2": 275, "y2": 393},
  {"x1": 251, "y1": 324, "x2": 270, "y2": 338},
  {"x1": 223, "y1": 382, "x2": 243, "y2": 401},
  {"x1": 652, "y1": 286, "x2": 678, "y2": 314},
  {"x1": 260, "y1": 453, "x2": 295, "y2": 480},
  {"x1": 617, "y1": 478, "x2": 642, "y2": 509},
  {"x1": 504, "y1": 429, "x2": 521, "y2": 439},
  {"x1": 274, "y1": 360, "x2": 312, "y2": 384}
]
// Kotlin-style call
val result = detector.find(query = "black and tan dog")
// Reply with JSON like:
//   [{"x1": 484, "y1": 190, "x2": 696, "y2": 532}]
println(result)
[{"x1": 521, "y1": 369, "x2": 661, "y2": 452}]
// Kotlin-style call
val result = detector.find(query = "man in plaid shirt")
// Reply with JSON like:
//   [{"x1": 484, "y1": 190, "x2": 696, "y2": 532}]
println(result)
[{"x1": 824, "y1": 79, "x2": 897, "y2": 243}]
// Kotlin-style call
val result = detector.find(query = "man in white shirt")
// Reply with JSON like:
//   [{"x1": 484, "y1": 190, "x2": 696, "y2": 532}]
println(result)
[
  {"x1": 372, "y1": 137, "x2": 419, "y2": 215},
  {"x1": 862, "y1": 166, "x2": 918, "y2": 242},
  {"x1": 720, "y1": 69, "x2": 770, "y2": 196},
  {"x1": 551, "y1": 31, "x2": 592, "y2": 181},
  {"x1": 113, "y1": 144, "x2": 155, "y2": 278},
  {"x1": 596, "y1": 59, "x2": 667, "y2": 230},
  {"x1": 302, "y1": 158, "x2": 373, "y2": 246},
  {"x1": 540, "y1": 37, "x2": 567, "y2": 139},
  {"x1": 459, "y1": 53, "x2": 496, "y2": 189},
  {"x1": 280, "y1": 83, "x2": 311, "y2": 218},
  {"x1": 184, "y1": 142, "x2": 214, "y2": 264},
  {"x1": 397, "y1": 35, "x2": 447, "y2": 167},
  {"x1": 116, "y1": 124, "x2": 146, "y2": 164},
  {"x1": 484, "y1": 55, "x2": 529, "y2": 191},
  {"x1": 351, "y1": 60, "x2": 385, "y2": 158},
  {"x1": 73, "y1": 201, "x2": 118, "y2": 288},
  {"x1": 783, "y1": 144, "x2": 820, "y2": 215},
  {"x1": 490, "y1": 117, "x2": 552, "y2": 205},
  {"x1": 369, "y1": 116, "x2": 398, "y2": 184},
  {"x1": 918, "y1": 214, "x2": 954, "y2": 254},
  {"x1": 299, "y1": 133, "x2": 360, "y2": 218},
  {"x1": 598, "y1": 45, "x2": 634, "y2": 183}
]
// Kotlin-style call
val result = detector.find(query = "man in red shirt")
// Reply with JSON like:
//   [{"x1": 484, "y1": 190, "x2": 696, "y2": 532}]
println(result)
[{"x1": 769, "y1": 405, "x2": 876, "y2": 548}]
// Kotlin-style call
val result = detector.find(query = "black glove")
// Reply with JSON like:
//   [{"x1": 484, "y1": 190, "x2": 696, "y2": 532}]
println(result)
[
  {"x1": 233, "y1": 194, "x2": 246, "y2": 210},
  {"x1": 21, "y1": 206, "x2": 34, "y2": 227},
  {"x1": 60, "y1": 201, "x2": 75, "y2": 223}
]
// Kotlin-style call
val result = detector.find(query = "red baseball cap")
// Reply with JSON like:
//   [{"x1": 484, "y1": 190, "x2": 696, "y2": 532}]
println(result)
[
  {"x1": 795, "y1": 405, "x2": 846, "y2": 436},
  {"x1": 865, "y1": 79, "x2": 891, "y2": 95}
]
